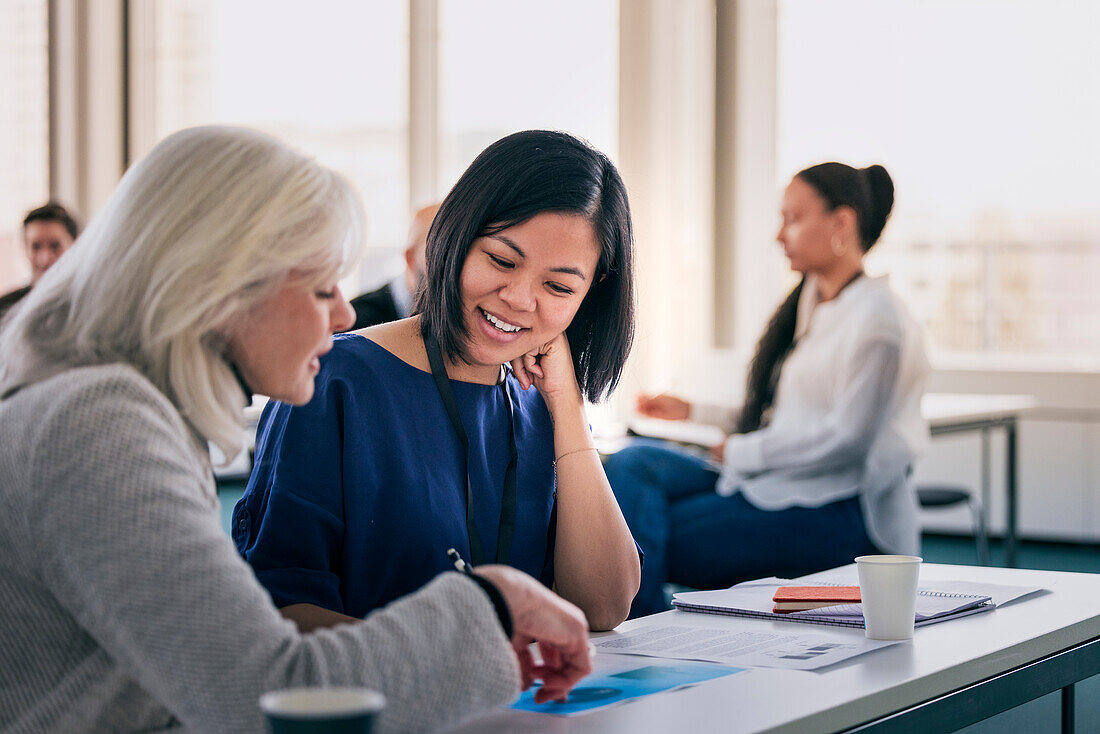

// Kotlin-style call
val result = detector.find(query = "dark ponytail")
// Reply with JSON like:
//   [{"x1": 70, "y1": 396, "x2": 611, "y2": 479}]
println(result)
[
  {"x1": 737, "y1": 161, "x2": 894, "y2": 433},
  {"x1": 859, "y1": 164, "x2": 894, "y2": 248},
  {"x1": 737, "y1": 278, "x2": 804, "y2": 434}
]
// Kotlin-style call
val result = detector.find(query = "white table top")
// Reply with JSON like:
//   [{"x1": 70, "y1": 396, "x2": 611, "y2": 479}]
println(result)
[
  {"x1": 920, "y1": 393, "x2": 1037, "y2": 427},
  {"x1": 611, "y1": 393, "x2": 1038, "y2": 450},
  {"x1": 447, "y1": 564, "x2": 1100, "y2": 733}
]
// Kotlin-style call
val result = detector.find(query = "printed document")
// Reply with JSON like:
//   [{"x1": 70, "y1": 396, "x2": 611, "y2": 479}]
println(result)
[{"x1": 592, "y1": 623, "x2": 898, "y2": 671}]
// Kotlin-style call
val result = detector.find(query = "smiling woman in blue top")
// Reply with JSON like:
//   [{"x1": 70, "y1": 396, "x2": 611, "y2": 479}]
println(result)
[{"x1": 235, "y1": 130, "x2": 642, "y2": 632}]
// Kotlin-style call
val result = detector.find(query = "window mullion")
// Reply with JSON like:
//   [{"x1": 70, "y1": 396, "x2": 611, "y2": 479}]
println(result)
[
  {"x1": 48, "y1": 0, "x2": 125, "y2": 220},
  {"x1": 409, "y1": 0, "x2": 439, "y2": 210}
]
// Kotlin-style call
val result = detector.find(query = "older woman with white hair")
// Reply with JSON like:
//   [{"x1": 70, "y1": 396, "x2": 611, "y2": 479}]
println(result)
[{"x1": 0, "y1": 126, "x2": 591, "y2": 734}]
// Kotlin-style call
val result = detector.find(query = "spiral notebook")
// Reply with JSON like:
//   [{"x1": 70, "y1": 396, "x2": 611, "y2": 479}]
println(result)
[{"x1": 671, "y1": 577, "x2": 995, "y2": 629}]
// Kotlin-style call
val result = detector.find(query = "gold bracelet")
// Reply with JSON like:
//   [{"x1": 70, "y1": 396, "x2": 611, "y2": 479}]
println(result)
[{"x1": 554, "y1": 447, "x2": 599, "y2": 464}]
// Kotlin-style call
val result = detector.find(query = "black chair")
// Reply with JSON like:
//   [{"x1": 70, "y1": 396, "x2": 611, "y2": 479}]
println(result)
[{"x1": 917, "y1": 484, "x2": 991, "y2": 566}]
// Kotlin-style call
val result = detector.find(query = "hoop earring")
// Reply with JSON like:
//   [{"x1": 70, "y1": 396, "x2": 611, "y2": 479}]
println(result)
[{"x1": 831, "y1": 236, "x2": 847, "y2": 256}]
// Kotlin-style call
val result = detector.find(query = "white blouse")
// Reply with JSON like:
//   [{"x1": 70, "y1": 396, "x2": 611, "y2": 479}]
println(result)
[{"x1": 699, "y1": 274, "x2": 930, "y2": 555}]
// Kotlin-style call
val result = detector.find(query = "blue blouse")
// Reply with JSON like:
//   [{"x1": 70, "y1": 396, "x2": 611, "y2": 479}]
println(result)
[{"x1": 232, "y1": 333, "x2": 557, "y2": 618}]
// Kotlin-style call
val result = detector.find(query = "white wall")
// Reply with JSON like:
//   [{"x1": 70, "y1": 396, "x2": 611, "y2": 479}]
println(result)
[{"x1": 917, "y1": 366, "x2": 1100, "y2": 542}]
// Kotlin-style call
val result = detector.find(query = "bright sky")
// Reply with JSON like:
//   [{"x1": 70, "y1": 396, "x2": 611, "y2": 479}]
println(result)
[{"x1": 778, "y1": 0, "x2": 1100, "y2": 230}]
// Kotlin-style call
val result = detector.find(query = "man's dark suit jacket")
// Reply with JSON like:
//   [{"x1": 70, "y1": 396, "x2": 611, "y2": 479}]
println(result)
[
  {"x1": 0, "y1": 284, "x2": 31, "y2": 322},
  {"x1": 348, "y1": 283, "x2": 401, "y2": 330}
]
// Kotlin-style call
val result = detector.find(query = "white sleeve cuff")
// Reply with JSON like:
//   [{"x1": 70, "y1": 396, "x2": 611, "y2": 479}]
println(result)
[{"x1": 723, "y1": 432, "x2": 766, "y2": 475}]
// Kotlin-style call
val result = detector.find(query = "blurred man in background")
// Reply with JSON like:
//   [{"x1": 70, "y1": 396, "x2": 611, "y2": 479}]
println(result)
[
  {"x1": 348, "y1": 203, "x2": 439, "y2": 330},
  {"x1": 0, "y1": 202, "x2": 80, "y2": 321}
]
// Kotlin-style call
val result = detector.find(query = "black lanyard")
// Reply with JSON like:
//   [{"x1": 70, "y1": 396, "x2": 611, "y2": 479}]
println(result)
[{"x1": 423, "y1": 330, "x2": 518, "y2": 567}]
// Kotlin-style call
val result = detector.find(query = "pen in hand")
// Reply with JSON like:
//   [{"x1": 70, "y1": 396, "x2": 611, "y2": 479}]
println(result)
[
  {"x1": 447, "y1": 547, "x2": 472, "y2": 575},
  {"x1": 448, "y1": 547, "x2": 512, "y2": 636}
]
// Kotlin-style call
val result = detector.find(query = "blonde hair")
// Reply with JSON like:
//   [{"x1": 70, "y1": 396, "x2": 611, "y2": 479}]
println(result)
[{"x1": 0, "y1": 125, "x2": 364, "y2": 456}]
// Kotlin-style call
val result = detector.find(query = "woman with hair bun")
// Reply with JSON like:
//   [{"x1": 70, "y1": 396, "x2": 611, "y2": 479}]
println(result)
[{"x1": 605, "y1": 162, "x2": 930, "y2": 618}]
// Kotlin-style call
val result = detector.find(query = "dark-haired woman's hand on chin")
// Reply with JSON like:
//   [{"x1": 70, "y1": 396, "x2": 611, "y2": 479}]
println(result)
[
  {"x1": 509, "y1": 333, "x2": 584, "y2": 411},
  {"x1": 511, "y1": 334, "x2": 640, "y2": 631}
]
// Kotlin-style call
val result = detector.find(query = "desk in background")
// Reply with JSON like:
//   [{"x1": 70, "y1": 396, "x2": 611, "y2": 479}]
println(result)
[
  {"x1": 448, "y1": 563, "x2": 1100, "y2": 733},
  {"x1": 618, "y1": 393, "x2": 1037, "y2": 567},
  {"x1": 921, "y1": 394, "x2": 1036, "y2": 568}
]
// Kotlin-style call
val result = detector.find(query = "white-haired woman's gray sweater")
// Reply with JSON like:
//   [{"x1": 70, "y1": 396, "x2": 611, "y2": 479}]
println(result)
[{"x1": 0, "y1": 364, "x2": 519, "y2": 733}]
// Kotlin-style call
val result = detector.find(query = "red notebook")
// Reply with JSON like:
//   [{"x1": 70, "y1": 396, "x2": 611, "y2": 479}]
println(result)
[{"x1": 772, "y1": 586, "x2": 861, "y2": 613}]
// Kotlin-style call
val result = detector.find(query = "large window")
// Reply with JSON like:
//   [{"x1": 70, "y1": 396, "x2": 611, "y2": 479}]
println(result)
[
  {"x1": 131, "y1": 0, "x2": 409, "y2": 288},
  {"x1": 0, "y1": 0, "x2": 49, "y2": 294},
  {"x1": 130, "y1": 1, "x2": 619, "y2": 294},
  {"x1": 437, "y1": 0, "x2": 618, "y2": 193},
  {"x1": 777, "y1": 0, "x2": 1100, "y2": 358}
]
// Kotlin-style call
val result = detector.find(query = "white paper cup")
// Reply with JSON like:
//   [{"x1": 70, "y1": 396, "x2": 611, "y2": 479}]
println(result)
[{"x1": 855, "y1": 555, "x2": 922, "y2": 640}]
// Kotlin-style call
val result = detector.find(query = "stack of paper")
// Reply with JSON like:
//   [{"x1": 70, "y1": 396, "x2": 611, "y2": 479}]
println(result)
[{"x1": 672, "y1": 577, "x2": 1042, "y2": 629}]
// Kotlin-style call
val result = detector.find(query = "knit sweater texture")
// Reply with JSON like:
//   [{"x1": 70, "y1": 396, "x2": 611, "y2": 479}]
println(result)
[{"x1": 0, "y1": 363, "x2": 519, "y2": 733}]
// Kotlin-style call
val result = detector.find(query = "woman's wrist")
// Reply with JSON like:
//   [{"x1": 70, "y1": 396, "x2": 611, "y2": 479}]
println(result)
[
  {"x1": 466, "y1": 573, "x2": 514, "y2": 639},
  {"x1": 555, "y1": 446, "x2": 598, "y2": 464},
  {"x1": 544, "y1": 381, "x2": 586, "y2": 422},
  {"x1": 550, "y1": 402, "x2": 595, "y2": 459}
]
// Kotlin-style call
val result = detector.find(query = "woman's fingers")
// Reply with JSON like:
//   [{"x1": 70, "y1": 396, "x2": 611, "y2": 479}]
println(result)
[
  {"x1": 519, "y1": 334, "x2": 583, "y2": 408},
  {"x1": 472, "y1": 565, "x2": 593, "y2": 701},
  {"x1": 530, "y1": 648, "x2": 591, "y2": 703},
  {"x1": 509, "y1": 357, "x2": 531, "y2": 390},
  {"x1": 509, "y1": 351, "x2": 548, "y2": 391},
  {"x1": 523, "y1": 351, "x2": 544, "y2": 380},
  {"x1": 513, "y1": 638, "x2": 537, "y2": 690},
  {"x1": 537, "y1": 639, "x2": 562, "y2": 670}
]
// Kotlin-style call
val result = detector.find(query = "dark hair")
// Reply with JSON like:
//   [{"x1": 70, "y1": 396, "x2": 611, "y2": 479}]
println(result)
[
  {"x1": 737, "y1": 162, "x2": 893, "y2": 434},
  {"x1": 417, "y1": 130, "x2": 635, "y2": 403},
  {"x1": 23, "y1": 201, "x2": 80, "y2": 240},
  {"x1": 795, "y1": 162, "x2": 893, "y2": 253}
]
